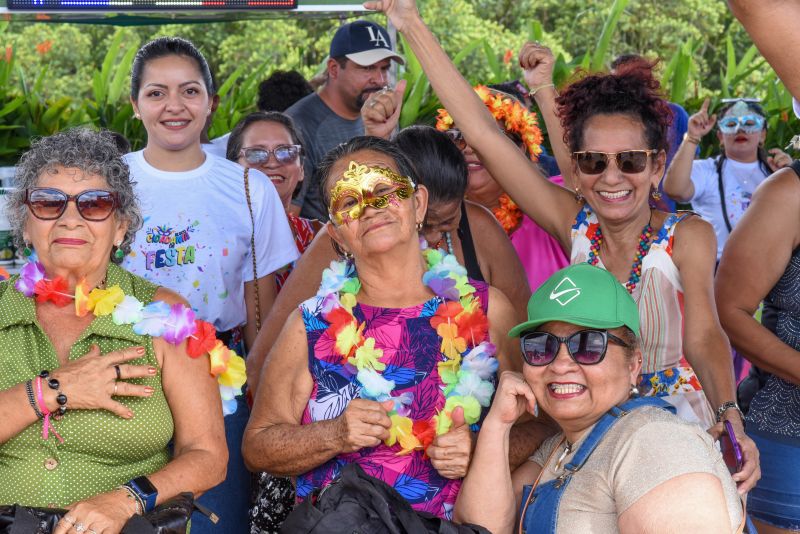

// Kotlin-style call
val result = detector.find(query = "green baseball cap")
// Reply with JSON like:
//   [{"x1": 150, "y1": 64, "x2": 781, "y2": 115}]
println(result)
[{"x1": 508, "y1": 263, "x2": 640, "y2": 338}]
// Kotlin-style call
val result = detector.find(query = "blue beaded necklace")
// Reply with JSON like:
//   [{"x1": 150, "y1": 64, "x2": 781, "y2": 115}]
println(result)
[{"x1": 587, "y1": 214, "x2": 654, "y2": 293}]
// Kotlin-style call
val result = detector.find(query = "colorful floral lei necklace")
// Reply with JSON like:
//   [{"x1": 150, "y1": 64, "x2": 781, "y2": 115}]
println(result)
[
  {"x1": 492, "y1": 193, "x2": 523, "y2": 236},
  {"x1": 13, "y1": 259, "x2": 246, "y2": 415},
  {"x1": 316, "y1": 239, "x2": 498, "y2": 455}
]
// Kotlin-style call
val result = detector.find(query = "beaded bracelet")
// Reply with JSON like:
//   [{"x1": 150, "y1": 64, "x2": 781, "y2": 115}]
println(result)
[
  {"x1": 34, "y1": 376, "x2": 64, "y2": 443},
  {"x1": 39, "y1": 370, "x2": 68, "y2": 419},
  {"x1": 24, "y1": 380, "x2": 44, "y2": 419}
]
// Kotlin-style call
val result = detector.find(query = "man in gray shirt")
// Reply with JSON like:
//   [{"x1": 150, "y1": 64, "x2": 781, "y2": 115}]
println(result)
[{"x1": 286, "y1": 20, "x2": 404, "y2": 221}]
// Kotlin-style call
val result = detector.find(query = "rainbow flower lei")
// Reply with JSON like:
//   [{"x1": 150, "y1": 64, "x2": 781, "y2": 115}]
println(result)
[
  {"x1": 436, "y1": 85, "x2": 544, "y2": 161},
  {"x1": 316, "y1": 240, "x2": 498, "y2": 455},
  {"x1": 13, "y1": 260, "x2": 246, "y2": 415}
]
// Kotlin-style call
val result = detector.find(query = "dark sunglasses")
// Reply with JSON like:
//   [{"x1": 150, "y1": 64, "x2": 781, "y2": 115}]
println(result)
[
  {"x1": 572, "y1": 150, "x2": 657, "y2": 175},
  {"x1": 241, "y1": 145, "x2": 301, "y2": 166},
  {"x1": 25, "y1": 188, "x2": 118, "y2": 222},
  {"x1": 520, "y1": 329, "x2": 632, "y2": 367}
]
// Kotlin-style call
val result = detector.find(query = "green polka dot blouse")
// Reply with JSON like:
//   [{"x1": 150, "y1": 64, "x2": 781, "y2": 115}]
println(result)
[{"x1": 0, "y1": 263, "x2": 174, "y2": 507}]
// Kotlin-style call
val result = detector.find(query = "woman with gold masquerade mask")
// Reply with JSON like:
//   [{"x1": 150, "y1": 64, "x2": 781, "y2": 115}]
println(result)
[{"x1": 243, "y1": 136, "x2": 549, "y2": 519}]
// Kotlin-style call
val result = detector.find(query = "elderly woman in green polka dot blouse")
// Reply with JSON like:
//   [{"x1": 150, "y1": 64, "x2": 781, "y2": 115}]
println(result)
[{"x1": 0, "y1": 129, "x2": 227, "y2": 534}]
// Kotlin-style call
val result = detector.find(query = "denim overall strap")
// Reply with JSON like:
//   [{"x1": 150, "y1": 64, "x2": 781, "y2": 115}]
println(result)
[{"x1": 519, "y1": 396, "x2": 675, "y2": 534}]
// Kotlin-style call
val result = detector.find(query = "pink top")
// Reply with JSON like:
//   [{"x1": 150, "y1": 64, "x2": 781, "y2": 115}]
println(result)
[{"x1": 510, "y1": 175, "x2": 569, "y2": 291}]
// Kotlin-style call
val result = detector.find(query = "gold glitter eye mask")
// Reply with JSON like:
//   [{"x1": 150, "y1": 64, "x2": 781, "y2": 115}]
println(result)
[{"x1": 328, "y1": 161, "x2": 415, "y2": 225}]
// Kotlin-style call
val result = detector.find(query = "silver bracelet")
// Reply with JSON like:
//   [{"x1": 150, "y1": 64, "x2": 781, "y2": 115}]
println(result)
[
  {"x1": 715, "y1": 401, "x2": 745, "y2": 424},
  {"x1": 117, "y1": 485, "x2": 143, "y2": 515}
]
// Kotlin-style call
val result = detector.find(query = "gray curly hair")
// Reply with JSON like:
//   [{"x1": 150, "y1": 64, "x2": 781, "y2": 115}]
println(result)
[{"x1": 7, "y1": 128, "x2": 142, "y2": 264}]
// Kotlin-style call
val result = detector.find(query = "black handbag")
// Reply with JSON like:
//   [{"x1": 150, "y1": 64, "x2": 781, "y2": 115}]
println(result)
[
  {"x1": 0, "y1": 492, "x2": 212, "y2": 534},
  {"x1": 280, "y1": 464, "x2": 491, "y2": 534}
]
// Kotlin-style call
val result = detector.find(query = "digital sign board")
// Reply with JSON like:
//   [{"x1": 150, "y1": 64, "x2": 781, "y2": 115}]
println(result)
[{"x1": 8, "y1": 0, "x2": 297, "y2": 9}]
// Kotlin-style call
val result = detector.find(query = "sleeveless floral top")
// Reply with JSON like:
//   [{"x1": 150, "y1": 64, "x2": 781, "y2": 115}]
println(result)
[
  {"x1": 297, "y1": 281, "x2": 492, "y2": 520},
  {"x1": 571, "y1": 205, "x2": 714, "y2": 427}
]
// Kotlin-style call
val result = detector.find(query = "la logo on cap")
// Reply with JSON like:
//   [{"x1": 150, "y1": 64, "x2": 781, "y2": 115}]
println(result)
[
  {"x1": 549, "y1": 276, "x2": 581, "y2": 306},
  {"x1": 365, "y1": 25, "x2": 389, "y2": 48}
]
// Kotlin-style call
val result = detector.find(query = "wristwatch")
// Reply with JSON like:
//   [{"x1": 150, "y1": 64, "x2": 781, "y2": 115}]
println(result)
[
  {"x1": 125, "y1": 476, "x2": 158, "y2": 513},
  {"x1": 715, "y1": 401, "x2": 745, "y2": 424}
]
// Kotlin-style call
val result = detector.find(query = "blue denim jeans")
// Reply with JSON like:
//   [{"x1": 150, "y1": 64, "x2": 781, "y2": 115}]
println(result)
[
  {"x1": 748, "y1": 432, "x2": 800, "y2": 530},
  {"x1": 191, "y1": 395, "x2": 251, "y2": 533}
]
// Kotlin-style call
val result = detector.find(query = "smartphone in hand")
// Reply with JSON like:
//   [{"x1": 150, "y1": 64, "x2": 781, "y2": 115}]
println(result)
[{"x1": 720, "y1": 420, "x2": 744, "y2": 474}]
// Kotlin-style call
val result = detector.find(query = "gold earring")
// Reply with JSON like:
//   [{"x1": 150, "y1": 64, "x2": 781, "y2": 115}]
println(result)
[
  {"x1": 574, "y1": 187, "x2": 584, "y2": 203},
  {"x1": 415, "y1": 221, "x2": 423, "y2": 232}
]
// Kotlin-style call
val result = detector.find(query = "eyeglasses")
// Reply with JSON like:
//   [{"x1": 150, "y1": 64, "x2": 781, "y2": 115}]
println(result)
[
  {"x1": 572, "y1": 150, "x2": 656, "y2": 175},
  {"x1": 240, "y1": 145, "x2": 301, "y2": 166},
  {"x1": 520, "y1": 329, "x2": 632, "y2": 367},
  {"x1": 25, "y1": 188, "x2": 118, "y2": 221},
  {"x1": 717, "y1": 115, "x2": 765, "y2": 135}
]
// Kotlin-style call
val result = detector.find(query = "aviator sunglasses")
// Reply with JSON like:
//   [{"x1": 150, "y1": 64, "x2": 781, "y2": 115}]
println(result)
[
  {"x1": 572, "y1": 150, "x2": 657, "y2": 175},
  {"x1": 520, "y1": 329, "x2": 632, "y2": 366},
  {"x1": 240, "y1": 145, "x2": 301, "y2": 166},
  {"x1": 25, "y1": 188, "x2": 118, "y2": 221}
]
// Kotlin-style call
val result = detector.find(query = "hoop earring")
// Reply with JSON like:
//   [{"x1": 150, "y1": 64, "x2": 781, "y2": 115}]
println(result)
[
  {"x1": 650, "y1": 186, "x2": 662, "y2": 201},
  {"x1": 574, "y1": 187, "x2": 584, "y2": 203}
]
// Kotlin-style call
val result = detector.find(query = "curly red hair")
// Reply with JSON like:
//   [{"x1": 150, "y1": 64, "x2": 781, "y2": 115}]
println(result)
[{"x1": 556, "y1": 64, "x2": 674, "y2": 154}]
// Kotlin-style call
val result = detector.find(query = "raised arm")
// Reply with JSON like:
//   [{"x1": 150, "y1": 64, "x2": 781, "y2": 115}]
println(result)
[
  {"x1": 518, "y1": 42, "x2": 573, "y2": 189},
  {"x1": 728, "y1": 0, "x2": 800, "y2": 99},
  {"x1": 716, "y1": 167, "x2": 800, "y2": 385},
  {"x1": 454, "y1": 371, "x2": 538, "y2": 532},
  {"x1": 663, "y1": 99, "x2": 714, "y2": 202},
  {"x1": 242, "y1": 310, "x2": 392, "y2": 476},
  {"x1": 365, "y1": 0, "x2": 577, "y2": 249}
]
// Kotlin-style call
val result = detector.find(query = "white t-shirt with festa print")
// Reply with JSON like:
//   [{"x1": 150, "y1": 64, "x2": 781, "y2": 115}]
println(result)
[
  {"x1": 123, "y1": 150, "x2": 299, "y2": 331},
  {"x1": 689, "y1": 157, "x2": 768, "y2": 260}
]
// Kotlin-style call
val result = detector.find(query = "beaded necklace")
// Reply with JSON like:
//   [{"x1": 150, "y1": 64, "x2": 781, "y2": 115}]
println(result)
[
  {"x1": 12, "y1": 259, "x2": 246, "y2": 415},
  {"x1": 587, "y1": 215, "x2": 654, "y2": 293},
  {"x1": 317, "y1": 240, "x2": 497, "y2": 455}
]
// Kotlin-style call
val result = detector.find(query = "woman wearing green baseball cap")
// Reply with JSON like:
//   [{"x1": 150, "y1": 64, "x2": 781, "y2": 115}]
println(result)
[{"x1": 455, "y1": 263, "x2": 744, "y2": 533}]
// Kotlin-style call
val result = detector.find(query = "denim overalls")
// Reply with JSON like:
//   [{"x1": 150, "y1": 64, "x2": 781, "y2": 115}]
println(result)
[{"x1": 519, "y1": 397, "x2": 675, "y2": 533}]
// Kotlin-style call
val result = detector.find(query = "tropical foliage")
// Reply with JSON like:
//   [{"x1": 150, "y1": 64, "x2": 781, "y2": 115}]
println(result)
[{"x1": 0, "y1": 0, "x2": 797, "y2": 165}]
